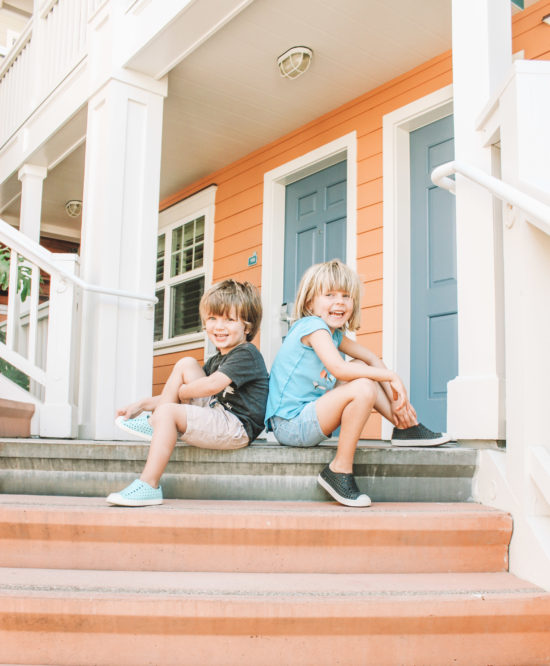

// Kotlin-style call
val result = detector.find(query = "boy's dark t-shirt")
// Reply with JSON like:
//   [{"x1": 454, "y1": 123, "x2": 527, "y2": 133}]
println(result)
[{"x1": 203, "y1": 342, "x2": 269, "y2": 441}]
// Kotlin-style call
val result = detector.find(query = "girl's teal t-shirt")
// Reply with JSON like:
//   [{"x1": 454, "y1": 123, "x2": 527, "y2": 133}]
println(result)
[{"x1": 265, "y1": 315, "x2": 344, "y2": 425}]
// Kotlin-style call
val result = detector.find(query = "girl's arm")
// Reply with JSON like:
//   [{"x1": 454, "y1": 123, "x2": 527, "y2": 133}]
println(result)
[
  {"x1": 339, "y1": 335, "x2": 395, "y2": 402},
  {"x1": 305, "y1": 329, "x2": 415, "y2": 412},
  {"x1": 177, "y1": 371, "x2": 232, "y2": 402},
  {"x1": 339, "y1": 335, "x2": 416, "y2": 422}
]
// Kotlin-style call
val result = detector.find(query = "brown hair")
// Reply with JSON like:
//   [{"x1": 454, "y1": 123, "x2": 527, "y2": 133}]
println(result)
[
  {"x1": 292, "y1": 259, "x2": 362, "y2": 331},
  {"x1": 199, "y1": 279, "x2": 262, "y2": 341}
]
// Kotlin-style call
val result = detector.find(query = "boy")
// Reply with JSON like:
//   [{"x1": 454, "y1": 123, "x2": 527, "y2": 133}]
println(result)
[{"x1": 106, "y1": 279, "x2": 268, "y2": 507}]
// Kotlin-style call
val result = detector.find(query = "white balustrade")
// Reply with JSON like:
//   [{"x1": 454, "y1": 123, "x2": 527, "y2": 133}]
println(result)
[
  {"x1": 0, "y1": 217, "x2": 156, "y2": 437},
  {"x1": 0, "y1": 0, "x2": 88, "y2": 148}
]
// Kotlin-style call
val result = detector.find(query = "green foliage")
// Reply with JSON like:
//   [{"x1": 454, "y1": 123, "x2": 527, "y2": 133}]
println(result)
[
  {"x1": 0, "y1": 244, "x2": 33, "y2": 302},
  {"x1": 0, "y1": 329, "x2": 30, "y2": 391}
]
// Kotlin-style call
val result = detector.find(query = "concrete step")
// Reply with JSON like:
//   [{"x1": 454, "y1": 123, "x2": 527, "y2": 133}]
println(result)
[
  {"x1": 0, "y1": 495, "x2": 511, "y2": 573},
  {"x1": 0, "y1": 438, "x2": 479, "y2": 501},
  {"x1": 1, "y1": 568, "x2": 549, "y2": 665}
]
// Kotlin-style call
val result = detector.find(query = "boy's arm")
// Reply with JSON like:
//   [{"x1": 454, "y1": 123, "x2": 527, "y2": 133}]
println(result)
[
  {"x1": 177, "y1": 371, "x2": 232, "y2": 401},
  {"x1": 117, "y1": 395, "x2": 161, "y2": 419}
]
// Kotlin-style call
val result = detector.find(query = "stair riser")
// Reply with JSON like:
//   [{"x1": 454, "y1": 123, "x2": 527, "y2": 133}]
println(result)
[
  {"x1": 0, "y1": 441, "x2": 477, "y2": 502},
  {"x1": 0, "y1": 501, "x2": 512, "y2": 573},
  {"x1": 2, "y1": 598, "x2": 549, "y2": 666},
  {"x1": 0, "y1": 539, "x2": 509, "y2": 573}
]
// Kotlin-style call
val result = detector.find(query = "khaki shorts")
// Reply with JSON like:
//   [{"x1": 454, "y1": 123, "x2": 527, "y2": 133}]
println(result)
[{"x1": 181, "y1": 397, "x2": 249, "y2": 450}]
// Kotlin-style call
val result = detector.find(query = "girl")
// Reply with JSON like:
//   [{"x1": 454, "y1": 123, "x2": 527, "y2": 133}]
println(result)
[{"x1": 265, "y1": 259, "x2": 449, "y2": 508}]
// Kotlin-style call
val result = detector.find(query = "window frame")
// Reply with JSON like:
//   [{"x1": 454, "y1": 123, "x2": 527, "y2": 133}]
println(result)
[{"x1": 154, "y1": 185, "x2": 216, "y2": 355}]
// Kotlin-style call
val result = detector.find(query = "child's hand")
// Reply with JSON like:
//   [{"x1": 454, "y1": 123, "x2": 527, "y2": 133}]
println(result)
[
  {"x1": 116, "y1": 402, "x2": 143, "y2": 420},
  {"x1": 393, "y1": 401, "x2": 417, "y2": 428},
  {"x1": 389, "y1": 376, "x2": 407, "y2": 410}
]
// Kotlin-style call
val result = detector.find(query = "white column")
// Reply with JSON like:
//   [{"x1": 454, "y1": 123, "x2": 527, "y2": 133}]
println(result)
[
  {"x1": 447, "y1": 0, "x2": 511, "y2": 440},
  {"x1": 18, "y1": 164, "x2": 47, "y2": 242},
  {"x1": 78, "y1": 75, "x2": 166, "y2": 439},
  {"x1": 498, "y1": 61, "x2": 550, "y2": 502}
]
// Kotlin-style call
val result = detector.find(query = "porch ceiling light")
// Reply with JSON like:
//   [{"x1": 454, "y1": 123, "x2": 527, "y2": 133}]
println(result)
[
  {"x1": 65, "y1": 200, "x2": 82, "y2": 218},
  {"x1": 277, "y1": 46, "x2": 313, "y2": 80},
  {"x1": 542, "y1": 13, "x2": 550, "y2": 25}
]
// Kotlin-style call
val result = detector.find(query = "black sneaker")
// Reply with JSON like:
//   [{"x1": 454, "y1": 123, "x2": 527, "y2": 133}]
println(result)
[
  {"x1": 317, "y1": 465, "x2": 371, "y2": 507},
  {"x1": 391, "y1": 423, "x2": 451, "y2": 447}
]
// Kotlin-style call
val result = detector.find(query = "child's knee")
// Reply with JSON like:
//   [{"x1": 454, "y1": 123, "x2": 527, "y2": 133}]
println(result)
[
  {"x1": 174, "y1": 356, "x2": 201, "y2": 374},
  {"x1": 352, "y1": 377, "x2": 377, "y2": 405},
  {"x1": 150, "y1": 403, "x2": 181, "y2": 427}
]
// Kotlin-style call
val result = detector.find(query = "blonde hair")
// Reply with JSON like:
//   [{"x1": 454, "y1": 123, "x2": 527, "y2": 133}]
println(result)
[
  {"x1": 292, "y1": 259, "x2": 362, "y2": 331},
  {"x1": 200, "y1": 279, "x2": 262, "y2": 341}
]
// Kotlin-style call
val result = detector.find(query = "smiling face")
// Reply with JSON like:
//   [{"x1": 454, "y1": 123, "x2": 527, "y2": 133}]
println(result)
[
  {"x1": 204, "y1": 307, "x2": 249, "y2": 355},
  {"x1": 308, "y1": 289, "x2": 354, "y2": 332}
]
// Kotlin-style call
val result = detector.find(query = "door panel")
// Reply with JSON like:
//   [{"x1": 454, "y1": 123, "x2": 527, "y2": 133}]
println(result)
[
  {"x1": 283, "y1": 160, "x2": 347, "y2": 305},
  {"x1": 410, "y1": 115, "x2": 457, "y2": 432}
]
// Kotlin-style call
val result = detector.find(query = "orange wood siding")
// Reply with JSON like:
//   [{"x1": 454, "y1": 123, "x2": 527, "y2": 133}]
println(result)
[
  {"x1": 156, "y1": 0, "x2": 550, "y2": 437},
  {"x1": 152, "y1": 347, "x2": 204, "y2": 396}
]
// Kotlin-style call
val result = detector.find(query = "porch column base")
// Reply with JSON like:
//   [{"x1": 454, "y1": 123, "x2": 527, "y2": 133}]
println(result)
[
  {"x1": 447, "y1": 375, "x2": 505, "y2": 440},
  {"x1": 40, "y1": 403, "x2": 78, "y2": 439}
]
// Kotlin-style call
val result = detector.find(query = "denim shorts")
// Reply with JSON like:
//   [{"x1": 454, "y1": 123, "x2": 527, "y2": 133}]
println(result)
[{"x1": 269, "y1": 400, "x2": 328, "y2": 447}]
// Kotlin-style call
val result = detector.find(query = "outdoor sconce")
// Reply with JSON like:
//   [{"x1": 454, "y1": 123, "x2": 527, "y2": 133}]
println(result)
[
  {"x1": 65, "y1": 200, "x2": 82, "y2": 217},
  {"x1": 277, "y1": 46, "x2": 313, "y2": 79}
]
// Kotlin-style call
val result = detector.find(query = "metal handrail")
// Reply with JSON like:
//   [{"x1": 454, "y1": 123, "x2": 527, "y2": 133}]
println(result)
[
  {"x1": 0, "y1": 218, "x2": 157, "y2": 304},
  {"x1": 431, "y1": 160, "x2": 550, "y2": 237}
]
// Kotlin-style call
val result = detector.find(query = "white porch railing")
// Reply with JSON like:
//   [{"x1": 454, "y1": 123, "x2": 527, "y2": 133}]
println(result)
[
  {"x1": 0, "y1": 218, "x2": 156, "y2": 437},
  {"x1": 0, "y1": 0, "x2": 89, "y2": 148},
  {"x1": 431, "y1": 160, "x2": 550, "y2": 236},
  {"x1": 431, "y1": 158, "x2": 550, "y2": 578}
]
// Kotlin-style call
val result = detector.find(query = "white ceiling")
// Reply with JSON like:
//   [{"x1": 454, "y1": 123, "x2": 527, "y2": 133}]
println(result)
[{"x1": 1, "y1": 0, "x2": 535, "y2": 239}]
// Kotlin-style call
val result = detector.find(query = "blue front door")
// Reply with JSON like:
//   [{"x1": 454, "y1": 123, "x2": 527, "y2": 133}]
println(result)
[
  {"x1": 283, "y1": 160, "x2": 347, "y2": 306},
  {"x1": 410, "y1": 115, "x2": 457, "y2": 432}
]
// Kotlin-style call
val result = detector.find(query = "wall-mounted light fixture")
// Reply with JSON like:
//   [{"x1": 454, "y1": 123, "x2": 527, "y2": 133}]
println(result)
[
  {"x1": 542, "y1": 13, "x2": 550, "y2": 25},
  {"x1": 277, "y1": 46, "x2": 313, "y2": 80},
  {"x1": 65, "y1": 200, "x2": 82, "y2": 218}
]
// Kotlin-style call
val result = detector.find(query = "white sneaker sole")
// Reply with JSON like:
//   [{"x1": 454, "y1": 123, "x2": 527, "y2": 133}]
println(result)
[
  {"x1": 115, "y1": 416, "x2": 153, "y2": 441},
  {"x1": 391, "y1": 433, "x2": 451, "y2": 447},
  {"x1": 106, "y1": 493, "x2": 163, "y2": 507},
  {"x1": 317, "y1": 474, "x2": 371, "y2": 508}
]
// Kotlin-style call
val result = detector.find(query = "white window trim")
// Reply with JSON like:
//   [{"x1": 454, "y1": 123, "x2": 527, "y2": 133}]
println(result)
[
  {"x1": 381, "y1": 84, "x2": 453, "y2": 439},
  {"x1": 260, "y1": 132, "x2": 357, "y2": 370},
  {"x1": 155, "y1": 185, "x2": 216, "y2": 354}
]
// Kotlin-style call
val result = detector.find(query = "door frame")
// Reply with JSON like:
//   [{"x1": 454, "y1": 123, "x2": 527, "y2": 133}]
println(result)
[
  {"x1": 260, "y1": 132, "x2": 357, "y2": 369},
  {"x1": 381, "y1": 84, "x2": 453, "y2": 439}
]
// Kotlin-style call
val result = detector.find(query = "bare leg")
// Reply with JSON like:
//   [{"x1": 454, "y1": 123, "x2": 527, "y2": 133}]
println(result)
[
  {"x1": 140, "y1": 403, "x2": 190, "y2": 487},
  {"x1": 316, "y1": 378, "x2": 377, "y2": 473},
  {"x1": 157, "y1": 357, "x2": 206, "y2": 407},
  {"x1": 117, "y1": 357, "x2": 206, "y2": 420}
]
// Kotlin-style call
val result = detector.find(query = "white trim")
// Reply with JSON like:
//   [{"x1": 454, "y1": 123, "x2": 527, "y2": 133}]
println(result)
[
  {"x1": 260, "y1": 132, "x2": 357, "y2": 369},
  {"x1": 381, "y1": 85, "x2": 453, "y2": 440},
  {"x1": 155, "y1": 185, "x2": 216, "y2": 354}
]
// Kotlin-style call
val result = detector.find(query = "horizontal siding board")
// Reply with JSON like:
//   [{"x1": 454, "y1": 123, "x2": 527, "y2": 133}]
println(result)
[
  {"x1": 357, "y1": 228, "x2": 384, "y2": 260},
  {"x1": 357, "y1": 202, "x2": 383, "y2": 234}
]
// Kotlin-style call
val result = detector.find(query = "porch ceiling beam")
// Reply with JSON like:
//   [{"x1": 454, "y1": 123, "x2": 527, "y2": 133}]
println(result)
[{"x1": 121, "y1": 0, "x2": 255, "y2": 80}]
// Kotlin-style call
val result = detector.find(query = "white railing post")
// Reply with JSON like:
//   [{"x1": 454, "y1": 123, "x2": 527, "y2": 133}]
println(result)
[
  {"x1": 498, "y1": 61, "x2": 550, "y2": 509},
  {"x1": 40, "y1": 254, "x2": 80, "y2": 438}
]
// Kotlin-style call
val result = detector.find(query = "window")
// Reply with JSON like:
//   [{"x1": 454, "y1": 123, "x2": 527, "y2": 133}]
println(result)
[
  {"x1": 155, "y1": 215, "x2": 207, "y2": 343},
  {"x1": 155, "y1": 187, "x2": 215, "y2": 349}
]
